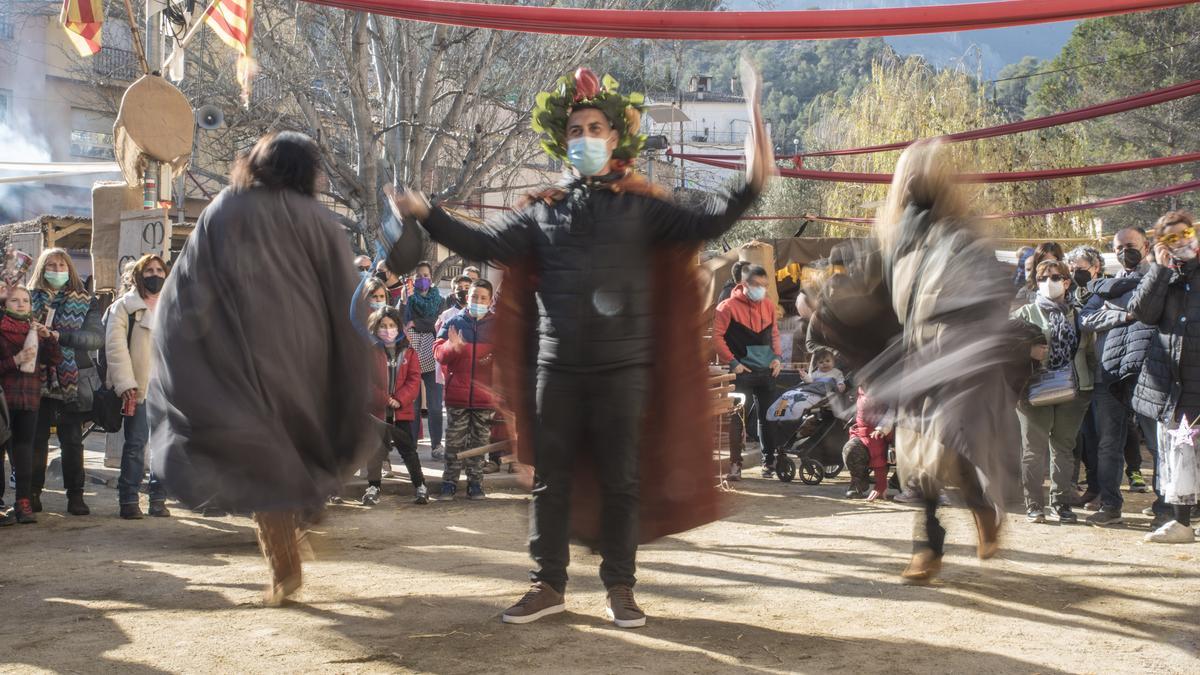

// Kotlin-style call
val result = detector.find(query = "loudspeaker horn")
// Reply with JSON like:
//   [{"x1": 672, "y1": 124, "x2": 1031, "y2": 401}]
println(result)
[{"x1": 195, "y1": 105, "x2": 225, "y2": 130}]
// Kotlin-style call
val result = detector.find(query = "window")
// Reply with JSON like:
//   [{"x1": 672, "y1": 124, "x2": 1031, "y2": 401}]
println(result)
[
  {"x1": 0, "y1": 89, "x2": 10, "y2": 125},
  {"x1": 70, "y1": 130, "x2": 115, "y2": 159},
  {"x1": 0, "y1": 14, "x2": 13, "y2": 41},
  {"x1": 69, "y1": 108, "x2": 116, "y2": 160}
]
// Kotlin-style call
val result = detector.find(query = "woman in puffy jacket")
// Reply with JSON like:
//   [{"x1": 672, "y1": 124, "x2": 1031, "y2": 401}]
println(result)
[
  {"x1": 1127, "y1": 210, "x2": 1200, "y2": 543},
  {"x1": 106, "y1": 254, "x2": 170, "y2": 519}
]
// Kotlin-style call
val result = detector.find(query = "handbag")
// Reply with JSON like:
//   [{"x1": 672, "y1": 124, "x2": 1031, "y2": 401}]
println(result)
[
  {"x1": 92, "y1": 307, "x2": 136, "y2": 433},
  {"x1": 1026, "y1": 365, "x2": 1077, "y2": 407}
]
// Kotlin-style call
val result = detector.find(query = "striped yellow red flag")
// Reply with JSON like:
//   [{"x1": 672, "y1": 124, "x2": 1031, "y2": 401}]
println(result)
[
  {"x1": 202, "y1": 0, "x2": 256, "y2": 103},
  {"x1": 60, "y1": 0, "x2": 103, "y2": 56}
]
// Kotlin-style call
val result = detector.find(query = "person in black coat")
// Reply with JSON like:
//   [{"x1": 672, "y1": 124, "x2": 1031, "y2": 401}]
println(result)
[
  {"x1": 1080, "y1": 227, "x2": 1158, "y2": 526},
  {"x1": 1127, "y1": 210, "x2": 1200, "y2": 543},
  {"x1": 387, "y1": 64, "x2": 773, "y2": 627},
  {"x1": 716, "y1": 260, "x2": 749, "y2": 304}
]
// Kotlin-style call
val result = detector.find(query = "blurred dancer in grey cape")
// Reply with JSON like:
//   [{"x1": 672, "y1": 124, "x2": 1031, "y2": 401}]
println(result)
[
  {"x1": 810, "y1": 141, "x2": 1033, "y2": 585},
  {"x1": 150, "y1": 132, "x2": 372, "y2": 605}
]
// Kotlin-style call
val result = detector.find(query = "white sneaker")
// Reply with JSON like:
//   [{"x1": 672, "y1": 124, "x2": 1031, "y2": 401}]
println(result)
[
  {"x1": 382, "y1": 459, "x2": 395, "y2": 478},
  {"x1": 1144, "y1": 520, "x2": 1195, "y2": 544},
  {"x1": 361, "y1": 485, "x2": 381, "y2": 506},
  {"x1": 725, "y1": 463, "x2": 742, "y2": 482}
]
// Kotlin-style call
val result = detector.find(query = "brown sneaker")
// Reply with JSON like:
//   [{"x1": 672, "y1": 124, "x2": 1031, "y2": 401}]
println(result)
[
  {"x1": 605, "y1": 585, "x2": 646, "y2": 628},
  {"x1": 501, "y1": 582, "x2": 565, "y2": 624},
  {"x1": 900, "y1": 549, "x2": 943, "y2": 586}
]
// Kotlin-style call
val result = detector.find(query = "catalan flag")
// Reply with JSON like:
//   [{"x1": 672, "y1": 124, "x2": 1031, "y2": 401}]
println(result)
[
  {"x1": 60, "y1": 0, "x2": 103, "y2": 57},
  {"x1": 202, "y1": 0, "x2": 255, "y2": 103}
]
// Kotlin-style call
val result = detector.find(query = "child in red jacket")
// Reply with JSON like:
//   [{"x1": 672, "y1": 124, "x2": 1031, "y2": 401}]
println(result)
[
  {"x1": 364, "y1": 307, "x2": 427, "y2": 505},
  {"x1": 842, "y1": 386, "x2": 893, "y2": 501},
  {"x1": 0, "y1": 285, "x2": 61, "y2": 523},
  {"x1": 434, "y1": 279, "x2": 497, "y2": 501}
]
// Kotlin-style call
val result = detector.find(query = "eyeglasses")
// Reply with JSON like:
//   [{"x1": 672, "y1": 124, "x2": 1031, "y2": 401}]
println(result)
[
  {"x1": 1037, "y1": 274, "x2": 1066, "y2": 283},
  {"x1": 1159, "y1": 227, "x2": 1196, "y2": 249}
]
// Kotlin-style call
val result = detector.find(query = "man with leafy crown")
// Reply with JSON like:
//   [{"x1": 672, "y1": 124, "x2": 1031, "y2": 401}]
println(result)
[{"x1": 387, "y1": 59, "x2": 774, "y2": 628}]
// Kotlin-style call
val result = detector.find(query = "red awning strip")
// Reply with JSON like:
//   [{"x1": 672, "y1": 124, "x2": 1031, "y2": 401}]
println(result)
[
  {"x1": 670, "y1": 150, "x2": 1200, "y2": 183},
  {"x1": 301, "y1": 0, "x2": 1192, "y2": 41}
]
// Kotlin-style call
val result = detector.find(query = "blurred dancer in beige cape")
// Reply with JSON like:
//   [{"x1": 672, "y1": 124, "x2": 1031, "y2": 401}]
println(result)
[{"x1": 810, "y1": 141, "x2": 1035, "y2": 584}]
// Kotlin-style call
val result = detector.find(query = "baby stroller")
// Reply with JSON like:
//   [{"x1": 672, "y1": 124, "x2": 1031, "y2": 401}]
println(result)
[{"x1": 774, "y1": 391, "x2": 853, "y2": 484}]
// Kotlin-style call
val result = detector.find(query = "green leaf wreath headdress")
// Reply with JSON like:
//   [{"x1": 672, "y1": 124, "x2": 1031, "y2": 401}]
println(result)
[{"x1": 531, "y1": 68, "x2": 647, "y2": 168}]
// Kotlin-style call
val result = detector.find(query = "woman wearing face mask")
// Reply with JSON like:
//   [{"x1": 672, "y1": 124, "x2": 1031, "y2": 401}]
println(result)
[
  {"x1": 27, "y1": 248, "x2": 105, "y2": 517},
  {"x1": 1015, "y1": 242, "x2": 1065, "y2": 308},
  {"x1": 1066, "y1": 246, "x2": 1105, "y2": 305},
  {"x1": 1127, "y1": 210, "x2": 1200, "y2": 543},
  {"x1": 105, "y1": 254, "x2": 171, "y2": 519},
  {"x1": 1013, "y1": 260, "x2": 1096, "y2": 526},
  {"x1": 404, "y1": 260, "x2": 445, "y2": 458}
]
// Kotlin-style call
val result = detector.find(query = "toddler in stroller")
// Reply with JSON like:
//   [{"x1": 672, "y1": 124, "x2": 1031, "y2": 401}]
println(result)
[
  {"x1": 767, "y1": 350, "x2": 847, "y2": 423},
  {"x1": 770, "y1": 353, "x2": 854, "y2": 485}
]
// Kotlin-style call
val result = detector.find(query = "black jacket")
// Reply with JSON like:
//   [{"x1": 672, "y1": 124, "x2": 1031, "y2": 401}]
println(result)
[
  {"x1": 1127, "y1": 261, "x2": 1200, "y2": 421},
  {"x1": 422, "y1": 176, "x2": 756, "y2": 371},
  {"x1": 1084, "y1": 272, "x2": 1155, "y2": 391}
]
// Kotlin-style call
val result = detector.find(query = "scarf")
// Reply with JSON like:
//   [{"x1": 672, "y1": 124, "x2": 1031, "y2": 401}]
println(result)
[
  {"x1": 0, "y1": 313, "x2": 31, "y2": 350},
  {"x1": 407, "y1": 286, "x2": 443, "y2": 320},
  {"x1": 30, "y1": 287, "x2": 91, "y2": 400},
  {"x1": 1034, "y1": 294, "x2": 1078, "y2": 370}
]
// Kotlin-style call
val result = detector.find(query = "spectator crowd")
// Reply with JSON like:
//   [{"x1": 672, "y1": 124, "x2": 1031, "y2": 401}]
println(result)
[{"x1": 3, "y1": 208, "x2": 1198, "y2": 548}]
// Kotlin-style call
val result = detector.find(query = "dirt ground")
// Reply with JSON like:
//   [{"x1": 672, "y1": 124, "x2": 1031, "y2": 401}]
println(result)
[{"x1": 2, "y1": 453, "x2": 1198, "y2": 675}]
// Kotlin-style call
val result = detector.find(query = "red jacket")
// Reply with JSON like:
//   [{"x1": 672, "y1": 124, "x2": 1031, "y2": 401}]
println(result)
[
  {"x1": 849, "y1": 387, "x2": 892, "y2": 469},
  {"x1": 371, "y1": 344, "x2": 422, "y2": 422},
  {"x1": 434, "y1": 309, "x2": 496, "y2": 410},
  {"x1": 713, "y1": 284, "x2": 781, "y2": 369}
]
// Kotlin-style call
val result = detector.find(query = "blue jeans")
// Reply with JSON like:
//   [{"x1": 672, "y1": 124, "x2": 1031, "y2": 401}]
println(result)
[
  {"x1": 1092, "y1": 384, "x2": 1128, "y2": 511},
  {"x1": 118, "y1": 402, "x2": 164, "y2": 505},
  {"x1": 411, "y1": 371, "x2": 444, "y2": 448}
]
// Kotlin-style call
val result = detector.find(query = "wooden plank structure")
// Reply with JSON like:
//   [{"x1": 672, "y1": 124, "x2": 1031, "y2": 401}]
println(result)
[{"x1": 709, "y1": 365, "x2": 744, "y2": 489}]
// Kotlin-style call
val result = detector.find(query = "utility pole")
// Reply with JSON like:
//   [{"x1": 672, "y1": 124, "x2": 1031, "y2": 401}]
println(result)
[{"x1": 143, "y1": 0, "x2": 163, "y2": 209}]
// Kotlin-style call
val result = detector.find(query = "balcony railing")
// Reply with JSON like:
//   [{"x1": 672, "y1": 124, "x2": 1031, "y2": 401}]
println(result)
[{"x1": 92, "y1": 47, "x2": 141, "y2": 82}]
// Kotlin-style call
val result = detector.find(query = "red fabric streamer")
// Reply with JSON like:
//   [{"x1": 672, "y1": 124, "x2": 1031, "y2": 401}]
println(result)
[
  {"x1": 671, "y1": 150, "x2": 1200, "y2": 183},
  {"x1": 300, "y1": 0, "x2": 1190, "y2": 40},
  {"x1": 785, "y1": 178, "x2": 1200, "y2": 224},
  {"x1": 666, "y1": 77, "x2": 1200, "y2": 161},
  {"x1": 451, "y1": 177, "x2": 1200, "y2": 223}
]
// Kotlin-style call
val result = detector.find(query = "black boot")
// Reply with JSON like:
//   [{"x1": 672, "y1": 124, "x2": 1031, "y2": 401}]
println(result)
[
  {"x1": 67, "y1": 491, "x2": 90, "y2": 516},
  {"x1": 148, "y1": 501, "x2": 171, "y2": 518},
  {"x1": 120, "y1": 503, "x2": 144, "y2": 520},
  {"x1": 30, "y1": 492, "x2": 42, "y2": 513}
]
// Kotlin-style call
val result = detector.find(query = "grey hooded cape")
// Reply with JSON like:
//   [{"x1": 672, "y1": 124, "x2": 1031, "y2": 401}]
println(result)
[{"x1": 149, "y1": 186, "x2": 371, "y2": 512}]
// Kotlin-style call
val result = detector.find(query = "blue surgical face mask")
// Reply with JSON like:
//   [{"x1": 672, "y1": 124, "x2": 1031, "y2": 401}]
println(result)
[
  {"x1": 468, "y1": 302, "x2": 490, "y2": 319},
  {"x1": 746, "y1": 286, "x2": 767, "y2": 302},
  {"x1": 567, "y1": 136, "x2": 611, "y2": 176},
  {"x1": 370, "y1": 301, "x2": 386, "y2": 311}
]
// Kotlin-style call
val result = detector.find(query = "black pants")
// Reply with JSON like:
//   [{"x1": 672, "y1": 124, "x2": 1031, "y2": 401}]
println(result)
[
  {"x1": 1075, "y1": 399, "x2": 1099, "y2": 493},
  {"x1": 0, "y1": 410, "x2": 39, "y2": 503},
  {"x1": 368, "y1": 420, "x2": 425, "y2": 487},
  {"x1": 530, "y1": 366, "x2": 648, "y2": 593},
  {"x1": 734, "y1": 371, "x2": 776, "y2": 465},
  {"x1": 32, "y1": 398, "x2": 86, "y2": 496},
  {"x1": 915, "y1": 457, "x2": 994, "y2": 557}
]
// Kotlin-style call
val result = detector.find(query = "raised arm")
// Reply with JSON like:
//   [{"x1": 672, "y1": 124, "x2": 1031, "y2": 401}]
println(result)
[
  {"x1": 644, "y1": 181, "x2": 758, "y2": 243},
  {"x1": 385, "y1": 185, "x2": 534, "y2": 264},
  {"x1": 1127, "y1": 263, "x2": 1172, "y2": 326}
]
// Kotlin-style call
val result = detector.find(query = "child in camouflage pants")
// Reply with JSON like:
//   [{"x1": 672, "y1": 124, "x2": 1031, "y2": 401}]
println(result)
[
  {"x1": 443, "y1": 409, "x2": 496, "y2": 489},
  {"x1": 433, "y1": 279, "x2": 499, "y2": 501}
]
